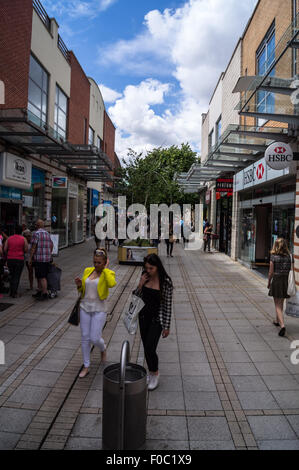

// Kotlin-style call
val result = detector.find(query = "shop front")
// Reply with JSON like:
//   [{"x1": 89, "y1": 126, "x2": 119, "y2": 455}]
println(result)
[
  {"x1": 235, "y1": 157, "x2": 296, "y2": 274},
  {"x1": 51, "y1": 176, "x2": 86, "y2": 248},
  {"x1": 22, "y1": 167, "x2": 45, "y2": 230},
  {"x1": 86, "y1": 188, "x2": 100, "y2": 239},
  {"x1": 215, "y1": 178, "x2": 233, "y2": 255}
]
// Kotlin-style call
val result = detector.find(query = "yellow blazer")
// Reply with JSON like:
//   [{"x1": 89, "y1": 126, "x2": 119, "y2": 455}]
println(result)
[{"x1": 78, "y1": 267, "x2": 116, "y2": 300}]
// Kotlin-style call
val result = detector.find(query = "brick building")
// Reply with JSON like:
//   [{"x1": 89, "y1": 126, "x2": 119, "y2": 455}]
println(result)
[
  {"x1": 0, "y1": 0, "x2": 116, "y2": 248},
  {"x1": 179, "y1": 0, "x2": 299, "y2": 282}
]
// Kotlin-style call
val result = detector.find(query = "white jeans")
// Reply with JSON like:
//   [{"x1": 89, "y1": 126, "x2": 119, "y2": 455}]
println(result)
[{"x1": 80, "y1": 308, "x2": 107, "y2": 368}]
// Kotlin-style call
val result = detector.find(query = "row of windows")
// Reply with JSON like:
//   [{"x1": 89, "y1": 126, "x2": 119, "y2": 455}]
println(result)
[{"x1": 28, "y1": 54, "x2": 103, "y2": 147}]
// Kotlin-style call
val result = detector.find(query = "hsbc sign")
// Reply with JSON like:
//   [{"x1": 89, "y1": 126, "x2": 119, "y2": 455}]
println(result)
[
  {"x1": 265, "y1": 142, "x2": 293, "y2": 170},
  {"x1": 256, "y1": 163, "x2": 264, "y2": 180}
]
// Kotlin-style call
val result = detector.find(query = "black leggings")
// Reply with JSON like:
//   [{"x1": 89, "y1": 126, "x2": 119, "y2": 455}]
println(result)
[
  {"x1": 139, "y1": 313, "x2": 162, "y2": 373},
  {"x1": 165, "y1": 240, "x2": 174, "y2": 256},
  {"x1": 7, "y1": 259, "x2": 24, "y2": 296}
]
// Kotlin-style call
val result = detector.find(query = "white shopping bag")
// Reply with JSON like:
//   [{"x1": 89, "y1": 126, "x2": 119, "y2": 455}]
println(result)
[
  {"x1": 123, "y1": 294, "x2": 145, "y2": 334},
  {"x1": 285, "y1": 292, "x2": 299, "y2": 318}
]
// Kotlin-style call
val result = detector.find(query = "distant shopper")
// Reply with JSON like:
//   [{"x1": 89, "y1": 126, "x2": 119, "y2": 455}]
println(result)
[
  {"x1": 134, "y1": 254, "x2": 173, "y2": 391},
  {"x1": 268, "y1": 237, "x2": 293, "y2": 337},
  {"x1": 29, "y1": 219, "x2": 53, "y2": 301},
  {"x1": 4, "y1": 225, "x2": 28, "y2": 298},
  {"x1": 75, "y1": 248, "x2": 117, "y2": 378},
  {"x1": 204, "y1": 223, "x2": 213, "y2": 252},
  {"x1": 23, "y1": 229, "x2": 34, "y2": 290},
  {"x1": 165, "y1": 228, "x2": 175, "y2": 257}
]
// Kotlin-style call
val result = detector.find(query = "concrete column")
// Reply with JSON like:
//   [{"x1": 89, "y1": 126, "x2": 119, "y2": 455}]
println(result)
[{"x1": 231, "y1": 191, "x2": 240, "y2": 261}]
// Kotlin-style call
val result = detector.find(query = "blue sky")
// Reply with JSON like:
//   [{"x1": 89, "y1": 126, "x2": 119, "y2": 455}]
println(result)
[{"x1": 42, "y1": 0, "x2": 258, "y2": 159}]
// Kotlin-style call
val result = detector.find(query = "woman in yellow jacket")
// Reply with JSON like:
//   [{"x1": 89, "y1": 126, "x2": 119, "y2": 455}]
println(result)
[{"x1": 75, "y1": 248, "x2": 116, "y2": 378}]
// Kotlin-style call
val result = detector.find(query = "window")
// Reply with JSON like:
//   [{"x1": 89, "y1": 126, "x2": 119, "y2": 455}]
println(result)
[
  {"x1": 54, "y1": 85, "x2": 68, "y2": 140},
  {"x1": 208, "y1": 129, "x2": 214, "y2": 152},
  {"x1": 28, "y1": 55, "x2": 49, "y2": 125},
  {"x1": 89, "y1": 126, "x2": 95, "y2": 145},
  {"x1": 216, "y1": 116, "x2": 222, "y2": 144},
  {"x1": 256, "y1": 24, "x2": 275, "y2": 122},
  {"x1": 97, "y1": 136, "x2": 102, "y2": 150}
]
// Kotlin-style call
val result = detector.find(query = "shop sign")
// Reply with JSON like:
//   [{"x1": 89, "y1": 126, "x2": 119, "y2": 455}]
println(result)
[
  {"x1": 103, "y1": 200, "x2": 112, "y2": 205},
  {"x1": 216, "y1": 178, "x2": 233, "y2": 193},
  {"x1": 92, "y1": 189, "x2": 99, "y2": 207},
  {"x1": 234, "y1": 155, "x2": 294, "y2": 192},
  {"x1": 69, "y1": 181, "x2": 78, "y2": 197},
  {"x1": 265, "y1": 142, "x2": 293, "y2": 170},
  {"x1": 0, "y1": 152, "x2": 32, "y2": 190},
  {"x1": 53, "y1": 176, "x2": 68, "y2": 188}
]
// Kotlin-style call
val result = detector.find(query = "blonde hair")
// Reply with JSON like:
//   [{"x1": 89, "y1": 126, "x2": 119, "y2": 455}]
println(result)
[
  {"x1": 270, "y1": 237, "x2": 290, "y2": 256},
  {"x1": 94, "y1": 248, "x2": 107, "y2": 262}
]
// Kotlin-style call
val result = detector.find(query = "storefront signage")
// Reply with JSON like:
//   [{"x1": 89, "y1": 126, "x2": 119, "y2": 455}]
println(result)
[
  {"x1": 216, "y1": 178, "x2": 233, "y2": 193},
  {"x1": 53, "y1": 176, "x2": 68, "y2": 188},
  {"x1": 234, "y1": 156, "x2": 294, "y2": 193},
  {"x1": 92, "y1": 189, "x2": 99, "y2": 207},
  {"x1": 0, "y1": 152, "x2": 32, "y2": 189},
  {"x1": 265, "y1": 142, "x2": 293, "y2": 170}
]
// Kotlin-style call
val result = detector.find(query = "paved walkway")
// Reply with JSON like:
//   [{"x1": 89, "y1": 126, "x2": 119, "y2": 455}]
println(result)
[{"x1": 0, "y1": 240, "x2": 299, "y2": 450}]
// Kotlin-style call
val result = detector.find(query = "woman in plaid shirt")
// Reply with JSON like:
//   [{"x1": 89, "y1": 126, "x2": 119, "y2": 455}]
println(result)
[{"x1": 134, "y1": 254, "x2": 173, "y2": 391}]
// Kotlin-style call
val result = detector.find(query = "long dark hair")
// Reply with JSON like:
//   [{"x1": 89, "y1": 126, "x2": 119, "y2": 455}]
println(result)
[{"x1": 143, "y1": 254, "x2": 173, "y2": 298}]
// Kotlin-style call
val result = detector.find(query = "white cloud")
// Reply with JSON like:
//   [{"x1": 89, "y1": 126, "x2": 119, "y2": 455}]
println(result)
[
  {"x1": 43, "y1": 0, "x2": 117, "y2": 19},
  {"x1": 99, "y1": 84, "x2": 122, "y2": 103},
  {"x1": 100, "y1": 0, "x2": 258, "y2": 159}
]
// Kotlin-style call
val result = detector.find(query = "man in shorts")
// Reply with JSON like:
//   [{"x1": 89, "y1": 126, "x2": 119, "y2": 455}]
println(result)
[{"x1": 29, "y1": 219, "x2": 53, "y2": 301}]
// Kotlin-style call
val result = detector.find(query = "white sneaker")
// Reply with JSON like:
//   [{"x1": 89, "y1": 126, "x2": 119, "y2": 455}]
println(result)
[
  {"x1": 148, "y1": 373, "x2": 159, "y2": 391},
  {"x1": 146, "y1": 374, "x2": 151, "y2": 385}
]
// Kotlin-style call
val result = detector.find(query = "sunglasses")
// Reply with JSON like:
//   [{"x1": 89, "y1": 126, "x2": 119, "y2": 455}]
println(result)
[{"x1": 95, "y1": 249, "x2": 106, "y2": 255}]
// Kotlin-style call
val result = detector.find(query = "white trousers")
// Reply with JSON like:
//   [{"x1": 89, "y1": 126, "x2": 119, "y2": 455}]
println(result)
[{"x1": 80, "y1": 308, "x2": 107, "y2": 368}]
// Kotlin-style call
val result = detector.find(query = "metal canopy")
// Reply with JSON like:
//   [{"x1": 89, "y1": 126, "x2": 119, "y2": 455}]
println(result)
[{"x1": 0, "y1": 108, "x2": 114, "y2": 181}]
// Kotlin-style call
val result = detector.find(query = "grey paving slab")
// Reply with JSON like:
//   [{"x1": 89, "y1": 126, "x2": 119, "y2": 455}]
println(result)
[
  {"x1": 0, "y1": 408, "x2": 36, "y2": 433},
  {"x1": 254, "y1": 362, "x2": 291, "y2": 376},
  {"x1": 178, "y1": 342, "x2": 205, "y2": 352},
  {"x1": 187, "y1": 417, "x2": 232, "y2": 441},
  {"x1": 65, "y1": 437, "x2": 102, "y2": 450},
  {"x1": 190, "y1": 440, "x2": 235, "y2": 450},
  {"x1": 247, "y1": 415, "x2": 297, "y2": 440},
  {"x1": 257, "y1": 440, "x2": 299, "y2": 450},
  {"x1": 8, "y1": 384, "x2": 51, "y2": 406},
  {"x1": 184, "y1": 392, "x2": 222, "y2": 411},
  {"x1": 271, "y1": 391, "x2": 299, "y2": 409},
  {"x1": 148, "y1": 391, "x2": 185, "y2": 411},
  {"x1": 71, "y1": 413, "x2": 102, "y2": 438},
  {"x1": 236, "y1": 391, "x2": 279, "y2": 410},
  {"x1": 286, "y1": 415, "x2": 299, "y2": 437},
  {"x1": 221, "y1": 351, "x2": 251, "y2": 363},
  {"x1": 180, "y1": 351, "x2": 208, "y2": 363},
  {"x1": 35, "y1": 358, "x2": 69, "y2": 372},
  {"x1": 153, "y1": 375, "x2": 183, "y2": 392},
  {"x1": 182, "y1": 376, "x2": 217, "y2": 392},
  {"x1": 216, "y1": 342, "x2": 246, "y2": 352},
  {"x1": 230, "y1": 376, "x2": 268, "y2": 392},
  {"x1": 23, "y1": 370, "x2": 61, "y2": 387},
  {"x1": 157, "y1": 351, "x2": 180, "y2": 363},
  {"x1": 146, "y1": 416, "x2": 188, "y2": 441},
  {"x1": 5, "y1": 342, "x2": 31, "y2": 356},
  {"x1": 226, "y1": 363, "x2": 259, "y2": 376},
  {"x1": 7, "y1": 334, "x2": 37, "y2": 346},
  {"x1": 44, "y1": 347, "x2": 76, "y2": 361},
  {"x1": 241, "y1": 342, "x2": 273, "y2": 352},
  {"x1": 145, "y1": 440, "x2": 190, "y2": 450},
  {"x1": 0, "y1": 432, "x2": 22, "y2": 449},
  {"x1": 247, "y1": 351, "x2": 280, "y2": 363},
  {"x1": 156, "y1": 363, "x2": 182, "y2": 376},
  {"x1": 181, "y1": 363, "x2": 213, "y2": 377},
  {"x1": 262, "y1": 375, "x2": 299, "y2": 391},
  {"x1": 83, "y1": 390, "x2": 103, "y2": 408}
]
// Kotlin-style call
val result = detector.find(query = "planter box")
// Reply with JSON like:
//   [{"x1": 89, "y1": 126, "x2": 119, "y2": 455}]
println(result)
[{"x1": 118, "y1": 246, "x2": 158, "y2": 265}]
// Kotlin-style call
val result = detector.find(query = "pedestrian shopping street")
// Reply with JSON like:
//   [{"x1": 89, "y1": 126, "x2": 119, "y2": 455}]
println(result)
[{"x1": 1, "y1": 240, "x2": 299, "y2": 450}]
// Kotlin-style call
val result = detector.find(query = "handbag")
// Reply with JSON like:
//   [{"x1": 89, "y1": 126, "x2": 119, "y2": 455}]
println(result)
[
  {"x1": 287, "y1": 255, "x2": 296, "y2": 297},
  {"x1": 68, "y1": 296, "x2": 81, "y2": 326},
  {"x1": 285, "y1": 292, "x2": 299, "y2": 318},
  {"x1": 123, "y1": 292, "x2": 145, "y2": 334}
]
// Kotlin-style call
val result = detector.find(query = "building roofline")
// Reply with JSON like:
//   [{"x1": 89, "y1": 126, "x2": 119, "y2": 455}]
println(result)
[
  {"x1": 208, "y1": 72, "x2": 224, "y2": 105},
  {"x1": 242, "y1": 0, "x2": 261, "y2": 39}
]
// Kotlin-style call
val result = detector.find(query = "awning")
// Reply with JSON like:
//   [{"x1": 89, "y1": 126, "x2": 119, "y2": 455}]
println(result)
[{"x1": 0, "y1": 108, "x2": 113, "y2": 181}]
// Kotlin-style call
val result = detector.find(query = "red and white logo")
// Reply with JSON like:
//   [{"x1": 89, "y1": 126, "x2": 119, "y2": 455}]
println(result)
[
  {"x1": 274, "y1": 146, "x2": 286, "y2": 154},
  {"x1": 256, "y1": 163, "x2": 264, "y2": 180}
]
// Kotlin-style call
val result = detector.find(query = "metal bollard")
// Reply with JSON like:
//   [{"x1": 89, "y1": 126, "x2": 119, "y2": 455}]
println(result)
[{"x1": 102, "y1": 340, "x2": 147, "y2": 450}]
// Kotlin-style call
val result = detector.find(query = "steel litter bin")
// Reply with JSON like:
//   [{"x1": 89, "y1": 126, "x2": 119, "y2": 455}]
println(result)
[{"x1": 102, "y1": 341, "x2": 147, "y2": 450}]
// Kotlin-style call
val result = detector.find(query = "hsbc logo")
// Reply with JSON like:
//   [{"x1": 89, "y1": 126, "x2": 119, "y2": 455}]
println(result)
[
  {"x1": 256, "y1": 163, "x2": 264, "y2": 180},
  {"x1": 274, "y1": 146, "x2": 286, "y2": 154}
]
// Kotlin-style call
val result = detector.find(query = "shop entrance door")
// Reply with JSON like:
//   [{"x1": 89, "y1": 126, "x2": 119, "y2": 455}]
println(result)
[
  {"x1": 0, "y1": 200, "x2": 21, "y2": 235},
  {"x1": 254, "y1": 204, "x2": 272, "y2": 266}
]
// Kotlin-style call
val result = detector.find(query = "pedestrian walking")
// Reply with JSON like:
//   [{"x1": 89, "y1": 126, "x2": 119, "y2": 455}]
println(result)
[
  {"x1": 29, "y1": 219, "x2": 53, "y2": 301},
  {"x1": 268, "y1": 237, "x2": 293, "y2": 337},
  {"x1": 204, "y1": 223, "x2": 213, "y2": 252},
  {"x1": 165, "y1": 228, "x2": 175, "y2": 257},
  {"x1": 134, "y1": 253, "x2": 173, "y2": 391},
  {"x1": 4, "y1": 225, "x2": 28, "y2": 298},
  {"x1": 75, "y1": 248, "x2": 117, "y2": 378},
  {"x1": 23, "y1": 229, "x2": 34, "y2": 290}
]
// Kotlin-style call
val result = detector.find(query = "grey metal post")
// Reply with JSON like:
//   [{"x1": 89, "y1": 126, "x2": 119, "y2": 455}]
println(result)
[{"x1": 118, "y1": 340, "x2": 130, "y2": 450}]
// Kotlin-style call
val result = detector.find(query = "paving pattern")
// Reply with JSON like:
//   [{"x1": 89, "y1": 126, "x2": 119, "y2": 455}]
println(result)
[{"x1": 0, "y1": 240, "x2": 299, "y2": 450}]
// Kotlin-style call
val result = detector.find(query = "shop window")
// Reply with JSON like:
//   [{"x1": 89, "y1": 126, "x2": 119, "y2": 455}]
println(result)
[
  {"x1": 216, "y1": 116, "x2": 222, "y2": 144},
  {"x1": 28, "y1": 55, "x2": 49, "y2": 126},
  {"x1": 239, "y1": 208, "x2": 256, "y2": 264},
  {"x1": 208, "y1": 129, "x2": 214, "y2": 152},
  {"x1": 51, "y1": 187, "x2": 68, "y2": 248},
  {"x1": 54, "y1": 85, "x2": 68, "y2": 140},
  {"x1": 89, "y1": 126, "x2": 95, "y2": 146},
  {"x1": 77, "y1": 186, "x2": 85, "y2": 242},
  {"x1": 22, "y1": 167, "x2": 45, "y2": 231}
]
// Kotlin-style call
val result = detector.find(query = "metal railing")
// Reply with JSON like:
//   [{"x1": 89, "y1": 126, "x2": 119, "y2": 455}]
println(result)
[
  {"x1": 33, "y1": 0, "x2": 51, "y2": 31},
  {"x1": 58, "y1": 34, "x2": 70, "y2": 63}
]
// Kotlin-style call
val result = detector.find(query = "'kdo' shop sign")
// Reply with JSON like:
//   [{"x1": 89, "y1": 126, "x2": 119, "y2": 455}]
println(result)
[{"x1": 265, "y1": 142, "x2": 294, "y2": 170}]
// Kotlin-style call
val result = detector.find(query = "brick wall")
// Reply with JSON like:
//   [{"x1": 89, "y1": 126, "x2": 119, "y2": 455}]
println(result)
[
  {"x1": 67, "y1": 51, "x2": 90, "y2": 145},
  {"x1": 103, "y1": 110, "x2": 116, "y2": 186},
  {"x1": 0, "y1": 0, "x2": 33, "y2": 109}
]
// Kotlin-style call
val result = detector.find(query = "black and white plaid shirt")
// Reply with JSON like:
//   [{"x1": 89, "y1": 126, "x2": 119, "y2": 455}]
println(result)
[{"x1": 133, "y1": 277, "x2": 173, "y2": 330}]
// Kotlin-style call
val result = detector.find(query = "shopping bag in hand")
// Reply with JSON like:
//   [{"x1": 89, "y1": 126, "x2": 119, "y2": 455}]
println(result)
[{"x1": 123, "y1": 294, "x2": 145, "y2": 334}]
